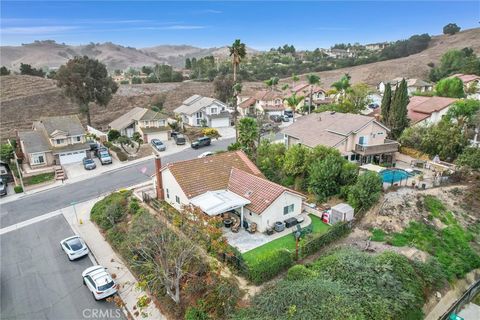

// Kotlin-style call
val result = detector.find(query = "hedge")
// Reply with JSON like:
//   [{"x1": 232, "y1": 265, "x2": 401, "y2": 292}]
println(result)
[
  {"x1": 299, "y1": 221, "x2": 351, "y2": 258},
  {"x1": 244, "y1": 249, "x2": 293, "y2": 284}
]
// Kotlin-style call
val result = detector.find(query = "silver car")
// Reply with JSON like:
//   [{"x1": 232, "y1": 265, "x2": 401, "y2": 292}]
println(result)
[
  {"x1": 82, "y1": 266, "x2": 117, "y2": 300},
  {"x1": 60, "y1": 235, "x2": 89, "y2": 261},
  {"x1": 151, "y1": 139, "x2": 166, "y2": 152}
]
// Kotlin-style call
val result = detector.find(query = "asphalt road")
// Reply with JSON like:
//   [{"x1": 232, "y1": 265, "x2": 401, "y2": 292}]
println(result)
[
  {"x1": 0, "y1": 215, "x2": 124, "y2": 320},
  {"x1": 0, "y1": 138, "x2": 233, "y2": 228}
]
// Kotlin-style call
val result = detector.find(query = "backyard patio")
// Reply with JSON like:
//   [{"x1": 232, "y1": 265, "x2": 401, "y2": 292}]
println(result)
[{"x1": 225, "y1": 213, "x2": 330, "y2": 258}]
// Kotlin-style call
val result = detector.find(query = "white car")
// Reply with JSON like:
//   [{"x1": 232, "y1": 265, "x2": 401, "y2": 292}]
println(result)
[
  {"x1": 197, "y1": 151, "x2": 214, "y2": 158},
  {"x1": 60, "y1": 235, "x2": 89, "y2": 261},
  {"x1": 82, "y1": 265, "x2": 117, "y2": 300}
]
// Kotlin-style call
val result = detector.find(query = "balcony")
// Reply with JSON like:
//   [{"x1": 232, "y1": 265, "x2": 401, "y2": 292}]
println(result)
[{"x1": 354, "y1": 139, "x2": 399, "y2": 155}]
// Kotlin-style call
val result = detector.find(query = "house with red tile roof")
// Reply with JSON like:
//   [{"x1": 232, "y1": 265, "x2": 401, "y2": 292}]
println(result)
[
  {"x1": 290, "y1": 82, "x2": 332, "y2": 111},
  {"x1": 237, "y1": 90, "x2": 286, "y2": 117},
  {"x1": 407, "y1": 96, "x2": 458, "y2": 125},
  {"x1": 154, "y1": 150, "x2": 304, "y2": 232},
  {"x1": 449, "y1": 74, "x2": 480, "y2": 99}
]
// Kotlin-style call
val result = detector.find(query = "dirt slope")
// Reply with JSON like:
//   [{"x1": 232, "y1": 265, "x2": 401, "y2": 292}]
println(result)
[{"x1": 283, "y1": 28, "x2": 480, "y2": 87}]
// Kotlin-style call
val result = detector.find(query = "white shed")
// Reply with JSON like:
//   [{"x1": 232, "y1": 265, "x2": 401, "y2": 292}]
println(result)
[{"x1": 330, "y1": 203, "x2": 354, "y2": 224}]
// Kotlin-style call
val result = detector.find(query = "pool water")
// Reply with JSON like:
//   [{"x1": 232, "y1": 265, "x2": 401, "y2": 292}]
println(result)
[{"x1": 380, "y1": 169, "x2": 411, "y2": 183}]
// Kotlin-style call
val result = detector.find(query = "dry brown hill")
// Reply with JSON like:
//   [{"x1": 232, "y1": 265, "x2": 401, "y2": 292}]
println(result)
[{"x1": 281, "y1": 28, "x2": 480, "y2": 88}]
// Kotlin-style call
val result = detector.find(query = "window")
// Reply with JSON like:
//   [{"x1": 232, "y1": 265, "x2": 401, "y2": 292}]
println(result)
[
  {"x1": 75, "y1": 136, "x2": 81, "y2": 142},
  {"x1": 166, "y1": 188, "x2": 170, "y2": 199},
  {"x1": 32, "y1": 154, "x2": 45, "y2": 164},
  {"x1": 210, "y1": 107, "x2": 218, "y2": 114},
  {"x1": 196, "y1": 112, "x2": 202, "y2": 118},
  {"x1": 56, "y1": 139, "x2": 64, "y2": 144},
  {"x1": 175, "y1": 196, "x2": 180, "y2": 204},
  {"x1": 283, "y1": 204, "x2": 294, "y2": 215},
  {"x1": 196, "y1": 118, "x2": 201, "y2": 125},
  {"x1": 350, "y1": 154, "x2": 356, "y2": 161}
]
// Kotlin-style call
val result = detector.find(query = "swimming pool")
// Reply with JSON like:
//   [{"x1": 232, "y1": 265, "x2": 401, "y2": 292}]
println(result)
[{"x1": 380, "y1": 169, "x2": 411, "y2": 183}]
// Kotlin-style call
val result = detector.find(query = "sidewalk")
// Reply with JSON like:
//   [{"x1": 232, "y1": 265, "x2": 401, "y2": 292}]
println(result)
[{"x1": 63, "y1": 197, "x2": 166, "y2": 320}]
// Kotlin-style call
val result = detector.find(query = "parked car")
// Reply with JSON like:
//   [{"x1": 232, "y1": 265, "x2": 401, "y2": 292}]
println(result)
[
  {"x1": 82, "y1": 157, "x2": 96, "y2": 170},
  {"x1": 284, "y1": 110, "x2": 294, "y2": 118},
  {"x1": 198, "y1": 151, "x2": 214, "y2": 158},
  {"x1": 86, "y1": 140, "x2": 99, "y2": 152},
  {"x1": 96, "y1": 147, "x2": 112, "y2": 165},
  {"x1": 60, "y1": 235, "x2": 89, "y2": 261},
  {"x1": 368, "y1": 103, "x2": 380, "y2": 109},
  {"x1": 191, "y1": 136, "x2": 211, "y2": 149},
  {"x1": 270, "y1": 115, "x2": 283, "y2": 123},
  {"x1": 151, "y1": 139, "x2": 166, "y2": 152},
  {"x1": 82, "y1": 265, "x2": 117, "y2": 300},
  {"x1": 282, "y1": 115, "x2": 290, "y2": 122},
  {"x1": 260, "y1": 123, "x2": 276, "y2": 134},
  {"x1": 174, "y1": 134, "x2": 186, "y2": 145},
  {"x1": 0, "y1": 177, "x2": 7, "y2": 196}
]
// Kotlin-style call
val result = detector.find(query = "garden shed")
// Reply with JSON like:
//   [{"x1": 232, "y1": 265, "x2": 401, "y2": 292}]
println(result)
[{"x1": 329, "y1": 203, "x2": 354, "y2": 224}]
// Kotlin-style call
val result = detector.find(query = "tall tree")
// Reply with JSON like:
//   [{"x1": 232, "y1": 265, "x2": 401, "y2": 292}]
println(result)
[
  {"x1": 306, "y1": 74, "x2": 321, "y2": 114},
  {"x1": 56, "y1": 56, "x2": 118, "y2": 125},
  {"x1": 435, "y1": 77, "x2": 465, "y2": 98},
  {"x1": 285, "y1": 93, "x2": 304, "y2": 123},
  {"x1": 228, "y1": 39, "x2": 247, "y2": 82},
  {"x1": 0, "y1": 66, "x2": 10, "y2": 76},
  {"x1": 331, "y1": 73, "x2": 351, "y2": 101},
  {"x1": 185, "y1": 57, "x2": 192, "y2": 69},
  {"x1": 264, "y1": 76, "x2": 279, "y2": 91},
  {"x1": 292, "y1": 73, "x2": 299, "y2": 89},
  {"x1": 443, "y1": 23, "x2": 461, "y2": 35},
  {"x1": 213, "y1": 74, "x2": 235, "y2": 103},
  {"x1": 389, "y1": 79, "x2": 410, "y2": 139},
  {"x1": 381, "y1": 82, "x2": 392, "y2": 127}
]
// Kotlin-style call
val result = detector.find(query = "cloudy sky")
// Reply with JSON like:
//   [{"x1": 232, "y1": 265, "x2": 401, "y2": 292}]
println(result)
[{"x1": 1, "y1": 1, "x2": 479, "y2": 49}]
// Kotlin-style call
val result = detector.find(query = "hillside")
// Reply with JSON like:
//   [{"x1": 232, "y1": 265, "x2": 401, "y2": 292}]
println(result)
[
  {"x1": 281, "y1": 28, "x2": 480, "y2": 88},
  {"x1": 0, "y1": 40, "x2": 258, "y2": 71}
]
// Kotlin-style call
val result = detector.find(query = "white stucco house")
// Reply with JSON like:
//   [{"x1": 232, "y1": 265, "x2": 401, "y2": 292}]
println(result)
[
  {"x1": 174, "y1": 95, "x2": 231, "y2": 128},
  {"x1": 378, "y1": 78, "x2": 433, "y2": 96},
  {"x1": 153, "y1": 150, "x2": 304, "y2": 233},
  {"x1": 407, "y1": 96, "x2": 458, "y2": 126}
]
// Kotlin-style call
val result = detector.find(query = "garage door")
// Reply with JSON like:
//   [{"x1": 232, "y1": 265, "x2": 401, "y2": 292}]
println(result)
[
  {"x1": 145, "y1": 131, "x2": 169, "y2": 143},
  {"x1": 59, "y1": 151, "x2": 86, "y2": 165},
  {"x1": 211, "y1": 118, "x2": 230, "y2": 128}
]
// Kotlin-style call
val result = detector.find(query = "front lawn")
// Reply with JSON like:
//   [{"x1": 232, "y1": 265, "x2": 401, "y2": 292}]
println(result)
[
  {"x1": 23, "y1": 172, "x2": 55, "y2": 186},
  {"x1": 242, "y1": 215, "x2": 329, "y2": 265}
]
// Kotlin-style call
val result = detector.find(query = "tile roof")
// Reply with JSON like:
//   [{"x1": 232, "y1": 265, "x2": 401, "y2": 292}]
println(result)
[
  {"x1": 174, "y1": 95, "x2": 227, "y2": 115},
  {"x1": 162, "y1": 150, "x2": 263, "y2": 199},
  {"x1": 33, "y1": 115, "x2": 85, "y2": 137},
  {"x1": 238, "y1": 97, "x2": 256, "y2": 109},
  {"x1": 140, "y1": 109, "x2": 168, "y2": 121},
  {"x1": 281, "y1": 112, "x2": 380, "y2": 148},
  {"x1": 109, "y1": 107, "x2": 147, "y2": 130},
  {"x1": 450, "y1": 74, "x2": 480, "y2": 84},
  {"x1": 18, "y1": 131, "x2": 51, "y2": 154},
  {"x1": 253, "y1": 90, "x2": 284, "y2": 101},
  {"x1": 52, "y1": 142, "x2": 90, "y2": 154},
  {"x1": 227, "y1": 168, "x2": 303, "y2": 214},
  {"x1": 291, "y1": 83, "x2": 326, "y2": 96},
  {"x1": 383, "y1": 78, "x2": 433, "y2": 88},
  {"x1": 407, "y1": 96, "x2": 458, "y2": 123}
]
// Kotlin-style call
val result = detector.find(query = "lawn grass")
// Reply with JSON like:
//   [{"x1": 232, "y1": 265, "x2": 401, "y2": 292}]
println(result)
[
  {"x1": 23, "y1": 172, "x2": 55, "y2": 186},
  {"x1": 242, "y1": 215, "x2": 329, "y2": 265},
  {"x1": 370, "y1": 228, "x2": 387, "y2": 242}
]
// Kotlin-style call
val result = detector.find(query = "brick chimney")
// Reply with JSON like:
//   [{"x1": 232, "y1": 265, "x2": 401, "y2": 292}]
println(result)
[{"x1": 155, "y1": 155, "x2": 165, "y2": 200}]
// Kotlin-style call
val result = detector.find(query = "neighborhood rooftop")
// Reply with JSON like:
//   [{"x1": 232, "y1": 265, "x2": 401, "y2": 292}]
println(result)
[
  {"x1": 108, "y1": 107, "x2": 167, "y2": 130},
  {"x1": 281, "y1": 112, "x2": 385, "y2": 148},
  {"x1": 174, "y1": 94, "x2": 222, "y2": 115},
  {"x1": 17, "y1": 131, "x2": 50, "y2": 154},
  {"x1": 33, "y1": 115, "x2": 84, "y2": 136},
  {"x1": 161, "y1": 150, "x2": 263, "y2": 199},
  {"x1": 407, "y1": 96, "x2": 458, "y2": 123}
]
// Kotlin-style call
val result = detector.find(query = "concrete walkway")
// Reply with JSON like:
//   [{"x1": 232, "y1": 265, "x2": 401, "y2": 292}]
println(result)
[{"x1": 62, "y1": 197, "x2": 166, "y2": 320}]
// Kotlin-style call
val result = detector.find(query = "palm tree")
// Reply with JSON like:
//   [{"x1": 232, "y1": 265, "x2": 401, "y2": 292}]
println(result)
[
  {"x1": 331, "y1": 73, "x2": 351, "y2": 102},
  {"x1": 285, "y1": 93, "x2": 304, "y2": 123},
  {"x1": 232, "y1": 82, "x2": 243, "y2": 141},
  {"x1": 306, "y1": 74, "x2": 321, "y2": 114},
  {"x1": 264, "y1": 76, "x2": 279, "y2": 91},
  {"x1": 292, "y1": 73, "x2": 299, "y2": 91},
  {"x1": 228, "y1": 39, "x2": 247, "y2": 82}
]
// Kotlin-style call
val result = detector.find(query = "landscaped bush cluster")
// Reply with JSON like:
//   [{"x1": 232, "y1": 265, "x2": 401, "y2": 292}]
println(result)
[
  {"x1": 91, "y1": 193, "x2": 242, "y2": 320},
  {"x1": 244, "y1": 249, "x2": 293, "y2": 285},
  {"x1": 299, "y1": 221, "x2": 351, "y2": 258},
  {"x1": 256, "y1": 140, "x2": 382, "y2": 210},
  {"x1": 233, "y1": 248, "x2": 446, "y2": 320}
]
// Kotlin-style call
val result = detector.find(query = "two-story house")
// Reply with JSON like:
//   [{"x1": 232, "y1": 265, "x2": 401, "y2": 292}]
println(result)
[
  {"x1": 108, "y1": 107, "x2": 170, "y2": 142},
  {"x1": 18, "y1": 115, "x2": 90, "y2": 167},
  {"x1": 407, "y1": 96, "x2": 458, "y2": 126},
  {"x1": 449, "y1": 74, "x2": 480, "y2": 100},
  {"x1": 174, "y1": 95, "x2": 231, "y2": 128},
  {"x1": 378, "y1": 78, "x2": 433, "y2": 96},
  {"x1": 237, "y1": 90, "x2": 285, "y2": 117},
  {"x1": 281, "y1": 112, "x2": 399, "y2": 165},
  {"x1": 153, "y1": 150, "x2": 304, "y2": 233},
  {"x1": 290, "y1": 83, "x2": 332, "y2": 112}
]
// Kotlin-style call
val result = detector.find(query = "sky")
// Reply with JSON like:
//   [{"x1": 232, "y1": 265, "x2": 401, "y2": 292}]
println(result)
[{"x1": 1, "y1": 1, "x2": 479, "y2": 50}]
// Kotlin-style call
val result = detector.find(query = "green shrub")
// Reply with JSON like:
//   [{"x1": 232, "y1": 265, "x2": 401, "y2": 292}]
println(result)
[
  {"x1": 107, "y1": 129, "x2": 121, "y2": 142},
  {"x1": 185, "y1": 305, "x2": 210, "y2": 320},
  {"x1": 14, "y1": 185, "x2": 23, "y2": 193},
  {"x1": 103, "y1": 141, "x2": 113, "y2": 148},
  {"x1": 129, "y1": 200, "x2": 140, "y2": 214},
  {"x1": 286, "y1": 264, "x2": 317, "y2": 281},
  {"x1": 300, "y1": 222, "x2": 351, "y2": 258},
  {"x1": 245, "y1": 249, "x2": 293, "y2": 284},
  {"x1": 370, "y1": 228, "x2": 386, "y2": 242},
  {"x1": 106, "y1": 226, "x2": 127, "y2": 250},
  {"x1": 90, "y1": 192, "x2": 130, "y2": 230}
]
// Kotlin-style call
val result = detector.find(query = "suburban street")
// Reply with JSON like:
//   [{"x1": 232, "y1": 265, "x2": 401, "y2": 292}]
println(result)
[{"x1": 0, "y1": 138, "x2": 234, "y2": 320}]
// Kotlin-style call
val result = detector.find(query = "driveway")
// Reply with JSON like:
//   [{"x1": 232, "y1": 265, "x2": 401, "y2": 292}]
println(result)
[{"x1": 0, "y1": 215, "x2": 124, "y2": 320}]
